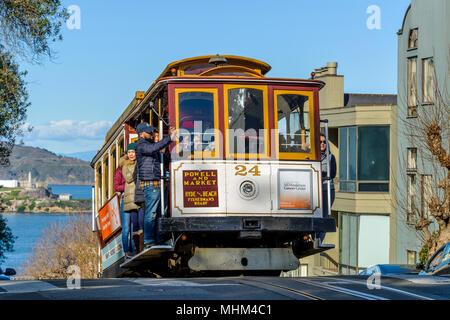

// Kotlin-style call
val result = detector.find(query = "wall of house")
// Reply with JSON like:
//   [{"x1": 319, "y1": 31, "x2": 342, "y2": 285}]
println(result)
[{"x1": 396, "y1": 0, "x2": 449, "y2": 265}]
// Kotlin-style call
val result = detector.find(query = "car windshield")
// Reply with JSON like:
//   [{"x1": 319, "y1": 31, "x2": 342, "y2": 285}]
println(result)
[
  {"x1": 441, "y1": 244, "x2": 450, "y2": 262},
  {"x1": 428, "y1": 249, "x2": 445, "y2": 269}
]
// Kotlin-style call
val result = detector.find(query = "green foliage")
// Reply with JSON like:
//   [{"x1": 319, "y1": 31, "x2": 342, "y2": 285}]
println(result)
[
  {"x1": 0, "y1": 47, "x2": 29, "y2": 166},
  {"x1": 0, "y1": 214, "x2": 16, "y2": 263},
  {"x1": 16, "y1": 205, "x2": 26, "y2": 212},
  {"x1": 28, "y1": 201, "x2": 35, "y2": 211},
  {"x1": 418, "y1": 245, "x2": 429, "y2": 265},
  {"x1": 0, "y1": 0, "x2": 68, "y2": 166},
  {"x1": 0, "y1": 0, "x2": 69, "y2": 61},
  {"x1": 418, "y1": 230, "x2": 440, "y2": 264}
]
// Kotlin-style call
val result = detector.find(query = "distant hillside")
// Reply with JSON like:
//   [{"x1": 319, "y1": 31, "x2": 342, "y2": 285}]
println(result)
[
  {"x1": 61, "y1": 150, "x2": 97, "y2": 162},
  {"x1": 0, "y1": 145, "x2": 93, "y2": 185}
]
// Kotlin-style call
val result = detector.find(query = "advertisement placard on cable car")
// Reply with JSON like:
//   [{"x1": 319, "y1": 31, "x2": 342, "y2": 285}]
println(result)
[
  {"x1": 98, "y1": 194, "x2": 121, "y2": 243},
  {"x1": 101, "y1": 234, "x2": 125, "y2": 270},
  {"x1": 278, "y1": 169, "x2": 312, "y2": 209}
]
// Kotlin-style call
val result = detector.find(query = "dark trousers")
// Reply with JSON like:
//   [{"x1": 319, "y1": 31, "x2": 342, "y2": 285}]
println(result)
[{"x1": 318, "y1": 187, "x2": 335, "y2": 243}]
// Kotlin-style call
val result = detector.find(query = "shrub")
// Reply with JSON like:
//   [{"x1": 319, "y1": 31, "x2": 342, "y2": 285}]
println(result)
[{"x1": 22, "y1": 215, "x2": 99, "y2": 279}]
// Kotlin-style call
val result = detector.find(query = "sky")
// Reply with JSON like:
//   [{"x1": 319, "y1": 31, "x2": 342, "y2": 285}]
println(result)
[{"x1": 19, "y1": 0, "x2": 411, "y2": 155}]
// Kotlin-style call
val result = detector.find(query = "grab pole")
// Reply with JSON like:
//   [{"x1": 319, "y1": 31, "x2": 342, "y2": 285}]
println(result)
[
  {"x1": 158, "y1": 100, "x2": 165, "y2": 218},
  {"x1": 149, "y1": 100, "x2": 166, "y2": 218}
]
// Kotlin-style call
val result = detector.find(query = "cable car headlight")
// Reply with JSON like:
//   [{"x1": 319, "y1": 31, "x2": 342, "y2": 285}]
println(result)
[{"x1": 239, "y1": 180, "x2": 257, "y2": 200}]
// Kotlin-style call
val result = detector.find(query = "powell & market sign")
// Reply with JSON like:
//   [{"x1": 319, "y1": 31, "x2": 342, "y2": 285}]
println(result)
[{"x1": 183, "y1": 169, "x2": 218, "y2": 207}]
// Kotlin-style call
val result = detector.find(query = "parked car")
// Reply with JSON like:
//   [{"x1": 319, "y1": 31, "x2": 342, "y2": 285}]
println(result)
[
  {"x1": 0, "y1": 267, "x2": 16, "y2": 280},
  {"x1": 418, "y1": 242, "x2": 450, "y2": 276},
  {"x1": 360, "y1": 242, "x2": 450, "y2": 277},
  {"x1": 359, "y1": 264, "x2": 416, "y2": 276}
]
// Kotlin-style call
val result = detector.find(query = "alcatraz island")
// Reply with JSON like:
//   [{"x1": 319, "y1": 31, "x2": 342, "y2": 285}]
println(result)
[{"x1": 0, "y1": 172, "x2": 91, "y2": 214}]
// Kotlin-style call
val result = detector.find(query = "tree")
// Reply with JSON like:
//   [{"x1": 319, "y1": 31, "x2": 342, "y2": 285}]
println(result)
[
  {"x1": 0, "y1": 46, "x2": 29, "y2": 166},
  {"x1": 22, "y1": 215, "x2": 99, "y2": 279},
  {"x1": 0, "y1": 213, "x2": 15, "y2": 264},
  {"x1": 0, "y1": 0, "x2": 68, "y2": 165},
  {"x1": 401, "y1": 61, "x2": 449, "y2": 263},
  {"x1": 0, "y1": 0, "x2": 68, "y2": 262},
  {"x1": 0, "y1": 0, "x2": 69, "y2": 62}
]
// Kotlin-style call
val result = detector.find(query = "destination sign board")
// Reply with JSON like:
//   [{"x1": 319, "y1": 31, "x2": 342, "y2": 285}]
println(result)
[{"x1": 183, "y1": 170, "x2": 219, "y2": 207}]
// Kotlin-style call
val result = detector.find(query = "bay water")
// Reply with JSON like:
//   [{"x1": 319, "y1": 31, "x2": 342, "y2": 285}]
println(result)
[{"x1": 1, "y1": 185, "x2": 93, "y2": 275}]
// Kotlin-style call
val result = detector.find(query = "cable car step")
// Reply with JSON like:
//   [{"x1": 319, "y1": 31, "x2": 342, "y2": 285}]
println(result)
[{"x1": 120, "y1": 245, "x2": 174, "y2": 269}]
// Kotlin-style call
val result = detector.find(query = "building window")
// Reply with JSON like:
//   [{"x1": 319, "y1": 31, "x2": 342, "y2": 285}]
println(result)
[
  {"x1": 407, "y1": 148, "x2": 417, "y2": 172},
  {"x1": 339, "y1": 126, "x2": 389, "y2": 192},
  {"x1": 407, "y1": 174, "x2": 417, "y2": 223},
  {"x1": 407, "y1": 250, "x2": 417, "y2": 265},
  {"x1": 339, "y1": 213, "x2": 390, "y2": 275},
  {"x1": 421, "y1": 174, "x2": 432, "y2": 220},
  {"x1": 407, "y1": 57, "x2": 418, "y2": 116},
  {"x1": 422, "y1": 57, "x2": 434, "y2": 104},
  {"x1": 408, "y1": 28, "x2": 418, "y2": 49}
]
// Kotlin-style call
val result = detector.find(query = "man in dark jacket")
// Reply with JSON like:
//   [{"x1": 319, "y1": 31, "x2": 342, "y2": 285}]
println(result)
[{"x1": 135, "y1": 122, "x2": 176, "y2": 248}]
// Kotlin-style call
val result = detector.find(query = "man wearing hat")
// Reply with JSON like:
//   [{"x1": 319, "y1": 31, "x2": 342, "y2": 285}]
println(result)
[{"x1": 135, "y1": 122, "x2": 176, "y2": 248}]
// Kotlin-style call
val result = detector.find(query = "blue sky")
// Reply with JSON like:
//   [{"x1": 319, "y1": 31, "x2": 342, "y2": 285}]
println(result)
[{"x1": 20, "y1": 0, "x2": 411, "y2": 154}]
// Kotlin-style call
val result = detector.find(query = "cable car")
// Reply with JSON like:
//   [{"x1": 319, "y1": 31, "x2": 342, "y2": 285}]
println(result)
[{"x1": 91, "y1": 55, "x2": 336, "y2": 277}]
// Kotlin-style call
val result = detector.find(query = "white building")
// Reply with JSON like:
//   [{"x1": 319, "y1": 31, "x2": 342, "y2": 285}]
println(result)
[
  {"x1": 58, "y1": 194, "x2": 72, "y2": 201},
  {"x1": 0, "y1": 180, "x2": 19, "y2": 188}
]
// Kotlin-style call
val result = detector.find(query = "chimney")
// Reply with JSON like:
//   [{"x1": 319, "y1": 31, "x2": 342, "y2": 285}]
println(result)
[
  {"x1": 326, "y1": 62, "x2": 337, "y2": 75},
  {"x1": 313, "y1": 62, "x2": 344, "y2": 109}
]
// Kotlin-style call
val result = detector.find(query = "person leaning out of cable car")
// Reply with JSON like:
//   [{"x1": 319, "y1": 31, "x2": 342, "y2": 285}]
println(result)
[
  {"x1": 122, "y1": 143, "x2": 145, "y2": 255},
  {"x1": 318, "y1": 133, "x2": 336, "y2": 243},
  {"x1": 135, "y1": 122, "x2": 177, "y2": 249},
  {"x1": 114, "y1": 143, "x2": 144, "y2": 258}
]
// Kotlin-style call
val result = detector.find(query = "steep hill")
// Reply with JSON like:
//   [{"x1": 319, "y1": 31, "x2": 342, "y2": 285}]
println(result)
[{"x1": 0, "y1": 145, "x2": 93, "y2": 185}]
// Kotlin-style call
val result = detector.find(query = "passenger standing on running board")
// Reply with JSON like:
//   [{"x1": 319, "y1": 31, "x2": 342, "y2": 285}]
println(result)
[
  {"x1": 135, "y1": 122, "x2": 176, "y2": 249},
  {"x1": 318, "y1": 133, "x2": 336, "y2": 244}
]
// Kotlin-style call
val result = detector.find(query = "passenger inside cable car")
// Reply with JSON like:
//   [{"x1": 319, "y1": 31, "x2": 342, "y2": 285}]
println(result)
[{"x1": 277, "y1": 93, "x2": 311, "y2": 153}]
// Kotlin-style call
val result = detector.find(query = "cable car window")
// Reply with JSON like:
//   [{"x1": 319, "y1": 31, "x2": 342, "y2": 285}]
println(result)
[
  {"x1": 227, "y1": 88, "x2": 265, "y2": 155},
  {"x1": 276, "y1": 94, "x2": 310, "y2": 153},
  {"x1": 103, "y1": 157, "x2": 109, "y2": 201},
  {"x1": 96, "y1": 164, "x2": 102, "y2": 209},
  {"x1": 176, "y1": 90, "x2": 218, "y2": 157}
]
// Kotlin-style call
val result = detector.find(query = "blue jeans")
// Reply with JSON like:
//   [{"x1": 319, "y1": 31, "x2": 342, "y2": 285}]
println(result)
[
  {"x1": 143, "y1": 185, "x2": 163, "y2": 244},
  {"x1": 132, "y1": 207, "x2": 144, "y2": 233},
  {"x1": 120, "y1": 199, "x2": 133, "y2": 253}
]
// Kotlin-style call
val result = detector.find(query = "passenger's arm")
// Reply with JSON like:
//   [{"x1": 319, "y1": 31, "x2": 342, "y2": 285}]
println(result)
[
  {"x1": 330, "y1": 154, "x2": 337, "y2": 180},
  {"x1": 138, "y1": 136, "x2": 172, "y2": 156},
  {"x1": 113, "y1": 168, "x2": 125, "y2": 192}
]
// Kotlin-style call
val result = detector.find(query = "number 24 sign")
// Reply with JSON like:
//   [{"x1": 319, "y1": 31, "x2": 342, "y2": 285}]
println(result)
[{"x1": 234, "y1": 165, "x2": 261, "y2": 176}]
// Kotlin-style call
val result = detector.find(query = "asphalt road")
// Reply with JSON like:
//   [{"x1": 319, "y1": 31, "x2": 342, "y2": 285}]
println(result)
[{"x1": 1, "y1": 274, "x2": 449, "y2": 301}]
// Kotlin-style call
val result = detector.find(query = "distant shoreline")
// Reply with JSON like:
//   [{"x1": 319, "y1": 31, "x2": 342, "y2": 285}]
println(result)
[{"x1": 3, "y1": 211, "x2": 92, "y2": 215}]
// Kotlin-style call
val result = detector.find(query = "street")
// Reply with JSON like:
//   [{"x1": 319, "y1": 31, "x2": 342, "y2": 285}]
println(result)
[{"x1": 1, "y1": 274, "x2": 449, "y2": 300}]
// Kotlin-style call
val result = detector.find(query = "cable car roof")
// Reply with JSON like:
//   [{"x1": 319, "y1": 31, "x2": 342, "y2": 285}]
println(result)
[{"x1": 157, "y1": 55, "x2": 272, "y2": 78}]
